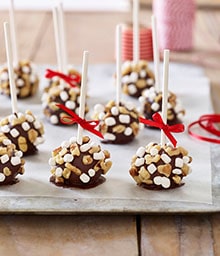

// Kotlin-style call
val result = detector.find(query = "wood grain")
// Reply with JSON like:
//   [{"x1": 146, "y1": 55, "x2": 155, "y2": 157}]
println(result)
[
  {"x1": 141, "y1": 215, "x2": 215, "y2": 256},
  {"x1": 0, "y1": 215, "x2": 138, "y2": 256}
]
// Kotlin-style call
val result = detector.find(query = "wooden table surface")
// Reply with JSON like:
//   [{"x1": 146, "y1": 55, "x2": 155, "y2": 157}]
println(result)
[{"x1": 0, "y1": 5, "x2": 220, "y2": 256}]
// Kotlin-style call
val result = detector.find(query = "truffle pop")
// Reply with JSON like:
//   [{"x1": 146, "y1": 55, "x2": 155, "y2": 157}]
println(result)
[
  {"x1": 121, "y1": 0, "x2": 155, "y2": 98},
  {"x1": 0, "y1": 0, "x2": 39, "y2": 98},
  {"x1": 129, "y1": 50, "x2": 192, "y2": 190},
  {"x1": 93, "y1": 24, "x2": 140, "y2": 144},
  {"x1": 49, "y1": 51, "x2": 112, "y2": 188},
  {"x1": 42, "y1": 3, "x2": 86, "y2": 125},
  {"x1": 0, "y1": 22, "x2": 26, "y2": 185},
  {"x1": 139, "y1": 16, "x2": 185, "y2": 126},
  {"x1": 0, "y1": 22, "x2": 44, "y2": 156}
]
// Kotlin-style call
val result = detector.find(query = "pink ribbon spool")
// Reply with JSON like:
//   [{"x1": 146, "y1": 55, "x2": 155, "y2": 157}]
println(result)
[
  {"x1": 153, "y1": 0, "x2": 196, "y2": 51},
  {"x1": 121, "y1": 24, "x2": 153, "y2": 61}
]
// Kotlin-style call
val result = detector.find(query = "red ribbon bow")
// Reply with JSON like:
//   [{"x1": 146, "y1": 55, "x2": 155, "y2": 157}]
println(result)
[
  {"x1": 139, "y1": 112, "x2": 185, "y2": 147},
  {"x1": 188, "y1": 114, "x2": 220, "y2": 143},
  {"x1": 45, "y1": 69, "x2": 81, "y2": 88},
  {"x1": 56, "y1": 103, "x2": 104, "y2": 139}
]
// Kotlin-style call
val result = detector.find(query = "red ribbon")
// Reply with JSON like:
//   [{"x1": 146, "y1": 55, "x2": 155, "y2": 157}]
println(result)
[
  {"x1": 188, "y1": 114, "x2": 220, "y2": 143},
  {"x1": 56, "y1": 103, "x2": 104, "y2": 139},
  {"x1": 45, "y1": 69, "x2": 81, "y2": 88},
  {"x1": 139, "y1": 112, "x2": 185, "y2": 147}
]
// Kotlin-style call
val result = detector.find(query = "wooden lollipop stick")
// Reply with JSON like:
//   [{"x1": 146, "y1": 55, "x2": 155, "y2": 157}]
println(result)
[
  {"x1": 52, "y1": 5, "x2": 64, "y2": 73},
  {"x1": 4, "y1": 22, "x2": 18, "y2": 114},
  {"x1": 77, "y1": 51, "x2": 89, "y2": 144},
  {"x1": 160, "y1": 49, "x2": 170, "y2": 146},
  {"x1": 58, "y1": 1, "x2": 68, "y2": 73},
  {"x1": 133, "y1": 0, "x2": 140, "y2": 63},
  {"x1": 151, "y1": 15, "x2": 160, "y2": 91},
  {"x1": 116, "y1": 24, "x2": 122, "y2": 107},
  {"x1": 9, "y1": 0, "x2": 18, "y2": 64}
]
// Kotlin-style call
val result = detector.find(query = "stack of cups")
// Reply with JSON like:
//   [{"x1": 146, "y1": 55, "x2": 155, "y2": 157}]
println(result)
[
  {"x1": 121, "y1": 24, "x2": 153, "y2": 61},
  {"x1": 153, "y1": 0, "x2": 195, "y2": 51}
]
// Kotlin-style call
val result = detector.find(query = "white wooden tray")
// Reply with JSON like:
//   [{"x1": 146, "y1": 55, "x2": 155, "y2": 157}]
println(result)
[{"x1": 0, "y1": 63, "x2": 218, "y2": 214}]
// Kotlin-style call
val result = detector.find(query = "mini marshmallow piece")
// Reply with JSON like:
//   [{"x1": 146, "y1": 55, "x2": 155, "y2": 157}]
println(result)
[
  {"x1": 17, "y1": 112, "x2": 24, "y2": 119},
  {"x1": 69, "y1": 136, "x2": 77, "y2": 144},
  {"x1": 167, "y1": 102, "x2": 172, "y2": 109},
  {"x1": 147, "y1": 78, "x2": 154, "y2": 85},
  {"x1": 124, "y1": 102, "x2": 134, "y2": 111},
  {"x1": 1, "y1": 154, "x2": 9, "y2": 164},
  {"x1": 26, "y1": 114, "x2": 34, "y2": 122},
  {"x1": 140, "y1": 70, "x2": 147, "y2": 78},
  {"x1": 161, "y1": 153, "x2": 171, "y2": 164},
  {"x1": 151, "y1": 102, "x2": 160, "y2": 112},
  {"x1": 98, "y1": 112, "x2": 105, "y2": 120},
  {"x1": 34, "y1": 120, "x2": 42, "y2": 129},
  {"x1": 128, "y1": 84, "x2": 137, "y2": 94},
  {"x1": 49, "y1": 157, "x2": 56, "y2": 166},
  {"x1": 8, "y1": 114, "x2": 16, "y2": 123},
  {"x1": 65, "y1": 100, "x2": 76, "y2": 110},
  {"x1": 94, "y1": 104, "x2": 105, "y2": 113},
  {"x1": 105, "y1": 117, "x2": 116, "y2": 126},
  {"x1": 119, "y1": 114, "x2": 130, "y2": 124},
  {"x1": 147, "y1": 163, "x2": 157, "y2": 174},
  {"x1": 172, "y1": 168, "x2": 182, "y2": 175},
  {"x1": 1, "y1": 125, "x2": 10, "y2": 133},
  {"x1": 2, "y1": 139, "x2": 11, "y2": 146},
  {"x1": 149, "y1": 147, "x2": 158, "y2": 156},
  {"x1": 10, "y1": 128, "x2": 19, "y2": 138},
  {"x1": 136, "y1": 147, "x2": 146, "y2": 157},
  {"x1": 22, "y1": 65, "x2": 30, "y2": 73},
  {"x1": 93, "y1": 151, "x2": 105, "y2": 160},
  {"x1": 34, "y1": 137, "x2": 45, "y2": 146},
  {"x1": 0, "y1": 173, "x2": 6, "y2": 182},
  {"x1": 63, "y1": 153, "x2": 74, "y2": 163},
  {"x1": 61, "y1": 140, "x2": 71, "y2": 148},
  {"x1": 60, "y1": 91, "x2": 69, "y2": 102},
  {"x1": 111, "y1": 106, "x2": 119, "y2": 116},
  {"x1": 104, "y1": 133, "x2": 116, "y2": 141},
  {"x1": 55, "y1": 167, "x2": 63, "y2": 177},
  {"x1": 130, "y1": 72, "x2": 138, "y2": 83},
  {"x1": 50, "y1": 115, "x2": 59, "y2": 124},
  {"x1": 11, "y1": 156, "x2": 21, "y2": 166},
  {"x1": 183, "y1": 156, "x2": 190, "y2": 164},
  {"x1": 0, "y1": 71, "x2": 8, "y2": 80},
  {"x1": 21, "y1": 122, "x2": 31, "y2": 131},
  {"x1": 124, "y1": 127, "x2": 133, "y2": 136},
  {"x1": 88, "y1": 169, "x2": 95, "y2": 177},
  {"x1": 15, "y1": 151, "x2": 23, "y2": 158},
  {"x1": 154, "y1": 176, "x2": 170, "y2": 188},
  {"x1": 122, "y1": 75, "x2": 130, "y2": 84},
  {"x1": 175, "y1": 158, "x2": 184, "y2": 168},
  {"x1": 135, "y1": 157, "x2": 145, "y2": 167},
  {"x1": 80, "y1": 142, "x2": 92, "y2": 152},
  {"x1": 17, "y1": 78, "x2": 25, "y2": 87},
  {"x1": 161, "y1": 177, "x2": 171, "y2": 188},
  {"x1": 80, "y1": 173, "x2": 90, "y2": 183}
]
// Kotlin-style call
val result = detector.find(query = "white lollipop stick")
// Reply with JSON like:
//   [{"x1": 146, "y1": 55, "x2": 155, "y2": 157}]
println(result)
[
  {"x1": 151, "y1": 15, "x2": 160, "y2": 91},
  {"x1": 133, "y1": 0, "x2": 139, "y2": 63},
  {"x1": 77, "y1": 51, "x2": 89, "y2": 145},
  {"x1": 52, "y1": 5, "x2": 64, "y2": 73},
  {"x1": 116, "y1": 24, "x2": 122, "y2": 107},
  {"x1": 160, "y1": 49, "x2": 170, "y2": 146},
  {"x1": 4, "y1": 22, "x2": 18, "y2": 114},
  {"x1": 58, "y1": 1, "x2": 68, "y2": 73},
  {"x1": 9, "y1": 0, "x2": 18, "y2": 64}
]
